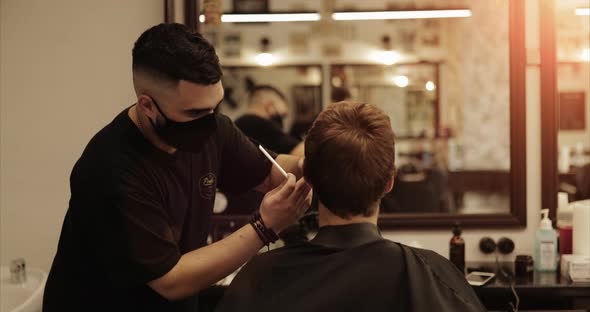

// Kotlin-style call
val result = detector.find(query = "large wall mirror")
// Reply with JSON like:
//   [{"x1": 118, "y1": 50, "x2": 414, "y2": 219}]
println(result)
[
  {"x1": 541, "y1": 0, "x2": 589, "y2": 222},
  {"x1": 202, "y1": 0, "x2": 526, "y2": 230}
]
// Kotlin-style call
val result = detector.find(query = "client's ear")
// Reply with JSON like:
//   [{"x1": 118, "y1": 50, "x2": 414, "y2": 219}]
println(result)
[{"x1": 384, "y1": 175, "x2": 394, "y2": 193}]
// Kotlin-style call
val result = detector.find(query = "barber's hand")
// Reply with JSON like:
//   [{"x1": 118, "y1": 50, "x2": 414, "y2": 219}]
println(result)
[{"x1": 259, "y1": 173, "x2": 311, "y2": 234}]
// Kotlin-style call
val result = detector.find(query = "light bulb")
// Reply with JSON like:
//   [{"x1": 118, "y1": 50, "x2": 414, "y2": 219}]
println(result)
[
  {"x1": 425, "y1": 81, "x2": 436, "y2": 91},
  {"x1": 393, "y1": 75, "x2": 409, "y2": 88},
  {"x1": 255, "y1": 53, "x2": 275, "y2": 66},
  {"x1": 370, "y1": 50, "x2": 401, "y2": 65}
]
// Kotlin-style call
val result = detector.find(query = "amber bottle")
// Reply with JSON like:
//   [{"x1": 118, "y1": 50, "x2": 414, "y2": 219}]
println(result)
[{"x1": 450, "y1": 223, "x2": 465, "y2": 273}]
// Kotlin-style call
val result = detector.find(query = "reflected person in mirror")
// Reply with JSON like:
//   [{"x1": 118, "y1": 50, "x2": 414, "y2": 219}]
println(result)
[
  {"x1": 216, "y1": 102, "x2": 485, "y2": 312},
  {"x1": 235, "y1": 85, "x2": 305, "y2": 157}
]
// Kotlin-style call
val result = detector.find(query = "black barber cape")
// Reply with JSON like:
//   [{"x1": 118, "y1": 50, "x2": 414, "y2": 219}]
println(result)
[
  {"x1": 216, "y1": 223, "x2": 486, "y2": 312},
  {"x1": 44, "y1": 107, "x2": 273, "y2": 312}
]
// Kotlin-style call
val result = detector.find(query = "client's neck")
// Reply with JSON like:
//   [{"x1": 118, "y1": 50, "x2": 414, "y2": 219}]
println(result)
[{"x1": 318, "y1": 202, "x2": 379, "y2": 227}]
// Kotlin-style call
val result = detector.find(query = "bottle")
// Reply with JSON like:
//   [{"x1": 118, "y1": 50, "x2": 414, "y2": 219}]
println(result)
[
  {"x1": 535, "y1": 209, "x2": 558, "y2": 271},
  {"x1": 556, "y1": 192, "x2": 573, "y2": 255},
  {"x1": 449, "y1": 223, "x2": 465, "y2": 273}
]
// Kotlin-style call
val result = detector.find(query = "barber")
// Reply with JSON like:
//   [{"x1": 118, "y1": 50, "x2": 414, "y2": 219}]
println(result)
[{"x1": 43, "y1": 23, "x2": 310, "y2": 312}]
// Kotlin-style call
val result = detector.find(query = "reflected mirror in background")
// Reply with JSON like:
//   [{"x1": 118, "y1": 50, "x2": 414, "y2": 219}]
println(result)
[
  {"x1": 331, "y1": 63, "x2": 438, "y2": 139},
  {"x1": 219, "y1": 65, "x2": 323, "y2": 138},
  {"x1": 332, "y1": 1, "x2": 512, "y2": 215},
  {"x1": 555, "y1": 0, "x2": 590, "y2": 203}
]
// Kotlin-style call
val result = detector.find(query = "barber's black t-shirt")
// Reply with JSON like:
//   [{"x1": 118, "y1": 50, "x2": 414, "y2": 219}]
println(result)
[
  {"x1": 43, "y1": 107, "x2": 272, "y2": 312},
  {"x1": 234, "y1": 114, "x2": 299, "y2": 154}
]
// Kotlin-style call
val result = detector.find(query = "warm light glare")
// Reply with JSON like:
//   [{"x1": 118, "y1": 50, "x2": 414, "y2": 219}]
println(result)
[
  {"x1": 332, "y1": 9, "x2": 472, "y2": 21},
  {"x1": 393, "y1": 75, "x2": 409, "y2": 88},
  {"x1": 332, "y1": 77, "x2": 343, "y2": 87},
  {"x1": 575, "y1": 8, "x2": 590, "y2": 16},
  {"x1": 425, "y1": 81, "x2": 436, "y2": 91},
  {"x1": 255, "y1": 53, "x2": 275, "y2": 66},
  {"x1": 581, "y1": 48, "x2": 590, "y2": 62},
  {"x1": 199, "y1": 13, "x2": 320, "y2": 23},
  {"x1": 370, "y1": 50, "x2": 401, "y2": 65}
]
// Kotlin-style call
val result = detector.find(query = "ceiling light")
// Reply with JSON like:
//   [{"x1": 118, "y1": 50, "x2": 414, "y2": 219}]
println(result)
[
  {"x1": 255, "y1": 53, "x2": 274, "y2": 66},
  {"x1": 199, "y1": 13, "x2": 320, "y2": 23},
  {"x1": 332, "y1": 9, "x2": 471, "y2": 21},
  {"x1": 370, "y1": 50, "x2": 401, "y2": 65},
  {"x1": 575, "y1": 8, "x2": 590, "y2": 16},
  {"x1": 369, "y1": 35, "x2": 401, "y2": 65},
  {"x1": 255, "y1": 37, "x2": 274, "y2": 66}
]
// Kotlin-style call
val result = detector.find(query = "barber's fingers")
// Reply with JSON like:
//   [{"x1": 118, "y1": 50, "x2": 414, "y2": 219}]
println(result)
[
  {"x1": 289, "y1": 177, "x2": 310, "y2": 202},
  {"x1": 272, "y1": 173, "x2": 296, "y2": 200},
  {"x1": 291, "y1": 184, "x2": 311, "y2": 216},
  {"x1": 294, "y1": 189, "x2": 312, "y2": 217},
  {"x1": 266, "y1": 172, "x2": 290, "y2": 196}
]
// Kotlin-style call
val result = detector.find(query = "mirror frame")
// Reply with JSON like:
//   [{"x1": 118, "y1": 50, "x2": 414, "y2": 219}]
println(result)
[
  {"x1": 540, "y1": 0, "x2": 559, "y2": 224},
  {"x1": 201, "y1": 0, "x2": 527, "y2": 229}
]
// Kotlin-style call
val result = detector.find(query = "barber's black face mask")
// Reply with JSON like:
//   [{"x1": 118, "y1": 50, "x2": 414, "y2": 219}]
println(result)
[
  {"x1": 148, "y1": 98, "x2": 217, "y2": 153},
  {"x1": 270, "y1": 114, "x2": 284, "y2": 130}
]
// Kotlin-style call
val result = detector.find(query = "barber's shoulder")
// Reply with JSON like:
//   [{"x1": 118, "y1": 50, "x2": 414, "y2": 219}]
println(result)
[
  {"x1": 213, "y1": 113, "x2": 240, "y2": 139},
  {"x1": 215, "y1": 112, "x2": 234, "y2": 129},
  {"x1": 77, "y1": 132, "x2": 140, "y2": 181}
]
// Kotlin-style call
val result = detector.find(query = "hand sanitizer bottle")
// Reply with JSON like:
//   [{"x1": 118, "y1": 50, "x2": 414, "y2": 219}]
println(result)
[{"x1": 535, "y1": 209, "x2": 558, "y2": 271}]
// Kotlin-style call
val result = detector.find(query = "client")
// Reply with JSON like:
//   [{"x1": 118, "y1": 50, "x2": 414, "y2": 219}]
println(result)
[{"x1": 216, "y1": 101, "x2": 485, "y2": 312}]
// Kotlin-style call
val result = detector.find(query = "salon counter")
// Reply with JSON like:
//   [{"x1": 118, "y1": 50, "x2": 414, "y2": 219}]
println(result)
[{"x1": 468, "y1": 262, "x2": 590, "y2": 311}]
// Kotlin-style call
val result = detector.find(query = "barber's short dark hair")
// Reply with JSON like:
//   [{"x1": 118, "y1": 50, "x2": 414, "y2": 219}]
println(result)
[
  {"x1": 248, "y1": 85, "x2": 287, "y2": 103},
  {"x1": 132, "y1": 23, "x2": 222, "y2": 85}
]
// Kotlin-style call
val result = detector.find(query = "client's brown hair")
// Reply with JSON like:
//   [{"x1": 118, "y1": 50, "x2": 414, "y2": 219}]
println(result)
[{"x1": 303, "y1": 101, "x2": 395, "y2": 218}]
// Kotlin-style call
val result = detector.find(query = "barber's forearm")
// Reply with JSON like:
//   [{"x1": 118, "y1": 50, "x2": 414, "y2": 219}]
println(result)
[{"x1": 148, "y1": 224, "x2": 263, "y2": 301}]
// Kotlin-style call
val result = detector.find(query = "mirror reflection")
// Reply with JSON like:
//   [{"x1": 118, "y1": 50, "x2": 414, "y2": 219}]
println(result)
[
  {"x1": 220, "y1": 65, "x2": 323, "y2": 144},
  {"x1": 213, "y1": 0, "x2": 513, "y2": 217},
  {"x1": 556, "y1": 0, "x2": 590, "y2": 204}
]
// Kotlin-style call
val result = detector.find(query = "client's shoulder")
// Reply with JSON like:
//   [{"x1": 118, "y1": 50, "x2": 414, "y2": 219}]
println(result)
[
  {"x1": 398, "y1": 244, "x2": 461, "y2": 274},
  {"x1": 394, "y1": 244, "x2": 486, "y2": 311}
]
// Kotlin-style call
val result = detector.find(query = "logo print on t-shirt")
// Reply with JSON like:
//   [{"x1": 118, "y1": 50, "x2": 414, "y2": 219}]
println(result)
[{"x1": 199, "y1": 173, "x2": 216, "y2": 199}]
